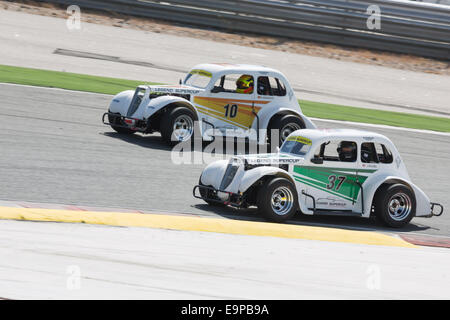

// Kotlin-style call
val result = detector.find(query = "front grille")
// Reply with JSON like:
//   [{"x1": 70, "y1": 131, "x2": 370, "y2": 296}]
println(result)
[
  {"x1": 219, "y1": 164, "x2": 239, "y2": 190},
  {"x1": 127, "y1": 87, "x2": 146, "y2": 117}
]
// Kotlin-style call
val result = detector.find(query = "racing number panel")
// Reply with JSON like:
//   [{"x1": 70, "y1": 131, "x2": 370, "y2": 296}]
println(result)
[
  {"x1": 293, "y1": 166, "x2": 364, "y2": 211},
  {"x1": 193, "y1": 96, "x2": 265, "y2": 130}
]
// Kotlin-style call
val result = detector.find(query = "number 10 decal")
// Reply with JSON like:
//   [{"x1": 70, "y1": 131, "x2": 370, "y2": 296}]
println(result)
[{"x1": 224, "y1": 104, "x2": 238, "y2": 118}]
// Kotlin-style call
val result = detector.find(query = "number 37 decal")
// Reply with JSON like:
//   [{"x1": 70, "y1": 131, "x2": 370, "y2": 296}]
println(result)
[{"x1": 327, "y1": 175, "x2": 346, "y2": 191}]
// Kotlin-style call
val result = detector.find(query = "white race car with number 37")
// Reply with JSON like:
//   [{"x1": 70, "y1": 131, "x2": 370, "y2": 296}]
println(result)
[
  {"x1": 103, "y1": 63, "x2": 315, "y2": 146},
  {"x1": 193, "y1": 129, "x2": 443, "y2": 227}
]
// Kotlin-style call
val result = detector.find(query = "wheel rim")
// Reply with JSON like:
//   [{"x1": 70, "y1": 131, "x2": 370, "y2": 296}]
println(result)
[
  {"x1": 271, "y1": 186, "x2": 294, "y2": 216},
  {"x1": 387, "y1": 192, "x2": 412, "y2": 221},
  {"x1": 172, "y1": 114, "x2": 194, "y2": 142},
  {"x1": 280, "y1": 123, "x2": 301, "y2": 142}
]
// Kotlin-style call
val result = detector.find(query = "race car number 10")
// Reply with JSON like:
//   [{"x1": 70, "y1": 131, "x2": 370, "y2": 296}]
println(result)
[{"x1": 224, "y1": 104, "x2": 238, "y2": 118}]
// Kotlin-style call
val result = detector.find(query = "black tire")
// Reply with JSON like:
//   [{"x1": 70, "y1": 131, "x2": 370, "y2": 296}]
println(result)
[
  {"x1": 374, "y1": 183, "x2": 416, "y2": 228},
  {"x1": 268, "y1": 114, "x2": 304, "y2": 147},
  {"x1": 160, "y1": 107, "x2": 197, "y2": 146},
  {"x1": 257, "y1": 177, "x2": 298, "y2": 223},
  {"x1": 108, "y1": 112, "x2": 135, "y2": 134},
  {"x1": 198, "y1": 179, "x2": 226, "y2": 207}
]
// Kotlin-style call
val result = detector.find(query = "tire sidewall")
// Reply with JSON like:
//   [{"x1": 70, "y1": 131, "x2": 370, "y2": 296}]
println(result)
[
  {"x1": 375, "y1": 184, "x2": 416, "y2": 228},
  {"x1": 268, "y1": 114, "x2": 304, "y2": 147},
  {"x1": 161, "y1": 107, "x2": 197, "y2": 145},
  {"x1": 257, "y1": 177, "x2": 298, "y2": 223}
]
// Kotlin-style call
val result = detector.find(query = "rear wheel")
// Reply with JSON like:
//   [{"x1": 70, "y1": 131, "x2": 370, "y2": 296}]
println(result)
[
  {"x1": 108, "y1": 112, "x2": 135, "y2": 134},
  {"x1": 268, "y1": 114, "x2": 304, "y2": 146},
  {"x1": 374, "y1": 183, "x2": 416, "y2": 228},
  {"x1": 161, "y1": 107, "x2": 197, "y2": 145},
  {"x1": 257, "y1": 177, "x2": 298, "y2": 223}
]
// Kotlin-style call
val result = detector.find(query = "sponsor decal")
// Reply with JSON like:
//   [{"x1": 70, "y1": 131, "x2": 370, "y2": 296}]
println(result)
[
  {"x1": 150, "y1": 86, "x2": 201, "y2": 95},
  {"x1": 189, "y1": 69, "x2": 212, "y2": 78},
  {"x1": 245, "y1": 154, "x2": 302, "y2": 165},
  {"x1": 316, "y1": 198, "x2": 348, "y2": 208},
  {"x1": 286, "y1": 136, "x2": 312, "y2": 145}
]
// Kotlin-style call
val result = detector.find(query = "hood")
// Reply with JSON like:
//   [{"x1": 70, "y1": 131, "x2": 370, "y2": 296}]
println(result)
[
  {"x1": 235, "y1": 153, "x2": 304, "y2": 165},
  {"x1": 148, "y1": 84, "x2": 205, "y2": 95}
]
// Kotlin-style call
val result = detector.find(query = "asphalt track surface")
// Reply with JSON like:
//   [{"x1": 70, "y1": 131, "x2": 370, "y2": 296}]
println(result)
[
  {"x1": 0, "y1": 84, "x2": 449, "y2": 238},
  {"x1": 1, "y1": 9, "x2": 450, "y2": 117}
]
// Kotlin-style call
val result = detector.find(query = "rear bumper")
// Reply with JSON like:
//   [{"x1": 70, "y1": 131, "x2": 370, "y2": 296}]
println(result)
[
  {"x1": 430, "y1": 202, "x2": 444, "y2": 217},
  {"x1": 193, "y1": 185, "x2": 244, "y2": 207},
  {"x1": 102, "y1": 112, "x2": 148, "y2": 132}
]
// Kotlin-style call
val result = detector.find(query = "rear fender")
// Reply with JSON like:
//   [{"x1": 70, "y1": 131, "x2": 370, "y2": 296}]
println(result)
[
  {"x1": 363, "y1": 176, "x2": 430, "y2": 218},
  {"x1": 258, "y1": 108, "x2": 316, "y2": 144}
]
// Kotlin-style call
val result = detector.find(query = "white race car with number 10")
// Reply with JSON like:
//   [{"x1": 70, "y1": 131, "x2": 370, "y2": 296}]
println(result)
[
  {"x1": 103, "y1": 63, "x2": 315, "y2": 145},
  {"x1": 193, "y1": 129, "x2": 443, "y2": 227}
]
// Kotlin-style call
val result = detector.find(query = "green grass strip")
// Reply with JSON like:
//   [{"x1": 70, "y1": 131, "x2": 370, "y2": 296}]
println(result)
[
  {"x1": 0, "y1": 64, "x2": 159, "y2": 95},
  {"x1": 300, "y1": 100, "x2": 450, "y2": 133},
  {"x1": 1, "y1": 64, "x2": 449, "y2": 132}
]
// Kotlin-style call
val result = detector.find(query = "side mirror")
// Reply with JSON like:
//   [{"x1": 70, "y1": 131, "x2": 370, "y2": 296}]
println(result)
[
  {"x1": 179, "y1": 79, "x2": 182, "y2": 85},
  {"x1": 311, "y1": 157, "x2": 323, "y2": 164}
]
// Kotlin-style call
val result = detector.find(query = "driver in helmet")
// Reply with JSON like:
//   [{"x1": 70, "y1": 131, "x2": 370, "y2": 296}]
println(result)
[
  {"x1": 337, "y1": 141, "x2": 357, "y2": 162},
  {"x1": 236, "y1": 75, "x2": 254, "y2": 94}
]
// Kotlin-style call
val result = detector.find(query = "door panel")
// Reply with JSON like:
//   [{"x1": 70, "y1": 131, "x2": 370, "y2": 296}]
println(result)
[{"x1": 293, "y1": 165, "x2": 358, "y2": 211}]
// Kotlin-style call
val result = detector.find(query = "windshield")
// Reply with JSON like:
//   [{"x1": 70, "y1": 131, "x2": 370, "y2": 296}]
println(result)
[
  {"x1": 280, "y1": 136, "x2": 312, "y2": 156},
  {"x1": 184, "y1": 69, "x2": 212, "y2": 88}
]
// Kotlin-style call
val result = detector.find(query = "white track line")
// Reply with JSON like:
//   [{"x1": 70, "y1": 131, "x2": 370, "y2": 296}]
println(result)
[
  {"x1": 311, "y1": 117, "x2": 450, "y2": 137},
  {"x1": 2, "y1": 83, "x2": 449, "y2": 136}
]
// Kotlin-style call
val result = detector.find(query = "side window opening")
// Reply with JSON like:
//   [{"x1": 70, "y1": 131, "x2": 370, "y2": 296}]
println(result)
[
  {"x1": 314, "y1": 140, "x2": 357, "y2": 162},
  {"x1": 257, "y1": 76, "x2": 286, "y2": 96},
  {"x1": 361, "y1": 142, "x2": 393, "y2": 164},
  {"x1": 211, "y1": 74, "x2": 254, "y2": 94},
  {"x1": 376, "y1": 143, "x2": 393, "y2": 163},
  {"x1": 361, "y1": 142, "x2": 379, "y2": 163}
]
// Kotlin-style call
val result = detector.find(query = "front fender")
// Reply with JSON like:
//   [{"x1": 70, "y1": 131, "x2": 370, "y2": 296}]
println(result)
[
  {"x1": 142, "y1": 96, "x2": 198, "y2": 120},
  {"x1": 109, "y1": 90, "x2": 134, "y2": 115},
  {"x1": 362, "y1": 175, "x2": 431, "y2": 218},
  {"x1": 239, "y1": 166, "x2": 295, "y2": 193},
  {"x1": 200, "y1": 160, "x2": 229, "y2": 189}
]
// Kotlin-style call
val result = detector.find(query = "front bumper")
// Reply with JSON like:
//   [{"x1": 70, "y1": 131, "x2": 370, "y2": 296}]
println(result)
[
  {"x1": 193, "y1": 185, "x2": 244, "y2": 207},
  {"x1": 102, "y1": 112, "x2": 149, "y2": 132}
]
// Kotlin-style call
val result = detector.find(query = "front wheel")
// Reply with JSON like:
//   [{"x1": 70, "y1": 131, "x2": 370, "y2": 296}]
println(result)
[
  {"x1": 160, "y1": 107, "x2": 197, "y2": 146},
  {"x1": 374, "y1": 184, "x2": 416, "y2": 228},
  {"x1": 257, "y1": 177, "x2": 298, "y2": 223}
]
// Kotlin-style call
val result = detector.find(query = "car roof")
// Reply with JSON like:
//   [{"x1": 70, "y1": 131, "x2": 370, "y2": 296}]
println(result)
[
  {"x1": 290, "y1": 128, "x2": 392, "y2": 144},
  {"x1": 190, "y1": 63, "x2": 281, "y2": 75}
]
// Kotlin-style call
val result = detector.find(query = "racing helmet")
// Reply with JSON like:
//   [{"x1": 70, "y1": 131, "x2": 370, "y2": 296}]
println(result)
[
  {"x1": 337, "y1": 141, "x2": 357, "y2": 162},
  {"x1": 236, "y1": 75, "x2": 254, "y2": 94}
]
